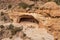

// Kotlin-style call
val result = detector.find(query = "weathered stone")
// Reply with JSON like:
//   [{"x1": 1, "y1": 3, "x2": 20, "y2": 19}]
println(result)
[
  {"x1": 23, "y1": 28, "x2": 54, "y2": 40},
  {"x1": 42, "y1": 2, "x2": 59, "y2": 10}
]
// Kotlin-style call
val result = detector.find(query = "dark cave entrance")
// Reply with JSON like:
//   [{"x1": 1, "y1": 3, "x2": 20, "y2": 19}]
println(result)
[{"x1": 18, "y1": 15, "x2": 39, "y2": 24}]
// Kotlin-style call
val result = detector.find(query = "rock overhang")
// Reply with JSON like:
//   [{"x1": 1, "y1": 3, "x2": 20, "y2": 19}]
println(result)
[{"x1": 8, "y1": 12, "x2": 44, "y2": 23}]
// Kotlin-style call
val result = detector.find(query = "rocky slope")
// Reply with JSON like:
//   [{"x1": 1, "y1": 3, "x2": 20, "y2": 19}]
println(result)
[{"x1": 0, "y1": 0, "x2": 60, "y2": 40}]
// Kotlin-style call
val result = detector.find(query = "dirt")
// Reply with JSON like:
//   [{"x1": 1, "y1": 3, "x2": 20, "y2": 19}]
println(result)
[
  {"x1": 0, "y1": 0, "x2": 60, "y2": 40},
  {"x1": 0, "y1": 21, "x2": 54, "y2": 40}
]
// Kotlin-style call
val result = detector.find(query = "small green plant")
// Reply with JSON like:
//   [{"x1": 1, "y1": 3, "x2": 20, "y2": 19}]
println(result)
[
  {"x1": 3, "y1": 16, "x2": 7, "y2": 21},
  {"x1": 18, "y1": 2, "x2": 29, "y2": 9},
  {"x1": 11, "y1": 27, "x2": 23, "y2": 35},
  {"x1": 8, "y1": 24, "x2": 14, "y2": 30},
  {"x1": 11, "y1": 30, "x2": 16, "y2": 35},
  {"x1": 14, "y1": 26, "x2": 23, "y2": 32},
  {"x1": 18, "y1": 2, "x2": 33, "y2": 9},
  {"x1": 11, "y1": 26, "x2": 23, "y2": 35}
]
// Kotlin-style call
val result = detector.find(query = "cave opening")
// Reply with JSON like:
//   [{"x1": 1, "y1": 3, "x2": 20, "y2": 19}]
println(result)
[{"x1": 18, "y1": 15, "x2": 39, "y2": 24}]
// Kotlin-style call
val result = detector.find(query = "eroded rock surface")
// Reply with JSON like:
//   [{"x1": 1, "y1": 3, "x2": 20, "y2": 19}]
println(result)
[
  {"x1": 0, "y1": 1, "x2": 60, "y2": 40},
  {"x1": 0, "y1": 22, "x2": 54, "y2": 40}
]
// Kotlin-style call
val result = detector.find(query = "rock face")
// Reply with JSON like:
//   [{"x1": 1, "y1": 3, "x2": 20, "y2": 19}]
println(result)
[
  {"x1": 0, "y1": 11, "x2": 59, "y2": 40},
  {"x1": 41, "y1": 2, "x2": 59, "y2": 10},
  {"x1": 0, "y1": 0, "x2": 60, "y2": 40},
  {"x1": 0, "y1": 23, "x2": 54, "y2": 40},
  {"x1": 24, "y1": 28, "x2": 54, "y2": 40}
]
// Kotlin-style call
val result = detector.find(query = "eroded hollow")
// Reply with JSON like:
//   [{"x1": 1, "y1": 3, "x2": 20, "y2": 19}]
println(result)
[{"x1": 18, "y1": 15, "x2": 39, "y2": 24}]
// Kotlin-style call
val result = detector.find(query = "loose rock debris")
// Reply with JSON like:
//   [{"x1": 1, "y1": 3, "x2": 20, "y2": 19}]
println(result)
[
  {"x1": 0, "y1": 23, "x2": 54, "y2": 40},
  {"x1": 0, "y1": 1, "x2": 60, "y2": 40}
]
